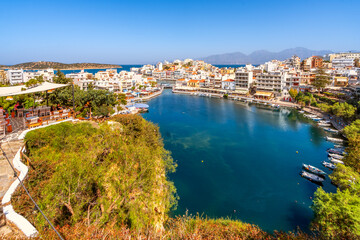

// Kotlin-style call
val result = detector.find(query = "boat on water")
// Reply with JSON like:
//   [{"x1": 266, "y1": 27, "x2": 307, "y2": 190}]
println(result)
[
  {"x1": 330, "y1": 158, "x2": 344, "y2": 164},
  {"x1": 334, "y1": 144, "x2": 344, "y2": 148},
  {"x1": 326, "y1": 137, "x2": 344, "y2": 143},
  {"x1": 322, "y1": 161, "x2": 336, "y2": 170},
  {"x1": 318, "y1": 123, "x2": 331, "y2": 127},
  {"x1": 323, "y1": 128, "x2": 339, "y2": 133},
  {"x1": 319, "y1": 120, "x2": 331, "y2": 124},
  {"x1": 303, "y1": 164, "x2": 327, "y2": 177},
  {"x1": 327, "y1": 149, "x2": 344, "y2": 155},
  {"x1": 300, "y1": 171, "x2": 325, "y2": 183},
  {"x1": 328, "y1": 153, "x2": 344, "y2": 159},
  {"x1": 304, "y1": 114, "x2": 317, "y2": 118},
  {"x1": 312, "y1": 117, "x2": 323, "y2": 121}
]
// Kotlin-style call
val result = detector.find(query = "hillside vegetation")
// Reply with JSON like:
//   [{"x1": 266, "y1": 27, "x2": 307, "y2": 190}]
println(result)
[
  {"x1": 1, "y1": 61, "x2": 121, "y2": 70},
  {"x1": 13, "y1": 115, "x2": 177, "y2": 232}
]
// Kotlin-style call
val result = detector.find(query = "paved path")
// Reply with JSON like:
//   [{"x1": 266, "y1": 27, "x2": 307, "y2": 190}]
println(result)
[
  {"x1": 0, "y1": 141, "x2": 24, "y2": 199},
  {"x1": 0, "y1": 140, "x2": 24, "y2": 238}
]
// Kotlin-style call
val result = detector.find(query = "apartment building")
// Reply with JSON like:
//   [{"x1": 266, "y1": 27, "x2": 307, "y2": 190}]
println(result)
[
  {"x1": 332, "y1": 58, "x2": 355, "y2": 68},
  {"x1": 7, "y1": 69, "x2": 24, "y2": 85},
  {"x1": 255, "y1": 72, "x2": 287, "y2": 94},
  {"x1": 234, "y1": 70, "x2": 253, "y2": 89}
]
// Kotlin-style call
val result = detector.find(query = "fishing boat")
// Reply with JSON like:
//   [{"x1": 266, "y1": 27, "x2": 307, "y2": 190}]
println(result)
[
  {"x1": 330, "y1": 158, "x2": 344, "y2": 164},
  {"x1": 328, "y1": 153, "x2": 344, "y2": 159},
  {"x1": 326, "y1": 137, "x2": 344, "y2": 143},
  {"x1": 303, "y1": 164, "x2": 327, "y2": 177},
  {"x1": 323, "y1": 128, "x2": 339, "y2": 133},
  {"x1": 300, "y1": 171, "x2": 325, "y2": 183},
  {"x1": 322, "y1": 161, "x2": 336, "y2": 170},
  {"x1": 319, "y1": 120, "x2": 331, "y2": 124},
  {"x1": 334, "y1": 144, "x2": 344, "y2": 148}
]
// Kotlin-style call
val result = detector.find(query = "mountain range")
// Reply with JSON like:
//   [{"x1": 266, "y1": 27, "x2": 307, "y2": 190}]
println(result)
[{"x1": 201, "y1": 47, "x2": 334, "y2": 65}]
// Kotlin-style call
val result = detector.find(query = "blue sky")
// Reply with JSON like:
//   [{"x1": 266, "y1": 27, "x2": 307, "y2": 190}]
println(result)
[{"x1": 0, "y1": 0, "x2": 359, "y2": 64}]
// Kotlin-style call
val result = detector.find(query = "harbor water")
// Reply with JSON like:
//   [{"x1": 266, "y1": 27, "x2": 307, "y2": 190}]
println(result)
[{"x1": 142, "y1": 89, "x2": 337, "y2": 232}]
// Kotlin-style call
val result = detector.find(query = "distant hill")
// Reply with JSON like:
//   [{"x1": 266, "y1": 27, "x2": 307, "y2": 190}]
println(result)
[
  {"x1": 1, "y1": 61, "x2": 122, "y2": 70},
  {"x1": 202, "y1": 47, "x2": 334, "y2": 64}
]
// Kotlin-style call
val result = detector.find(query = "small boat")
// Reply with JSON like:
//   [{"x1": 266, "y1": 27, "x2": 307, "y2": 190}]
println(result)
[
  {"x1": 303, "y1": 164, "x2": 327, "y2": 177},
  {"x1": 312, "y1": 118, "x2": 323, "y2": 121},
  {"x1": 334, "y1": 144, "x2": 344, "y2": 148},
  {"x1": 322, "y1": 161, "x2": 336, "y2": 170},
  {"x1": 319, "y1": 120, "x2": 331, "y2": 123},
  {"x1": 327, "y1": 148, "x2": 344, "y2": 154},
  {"x1": 319, "y1": 123, "x2": 331, "y2": 127},
  {"x1": 328, "y1": 153, "x2": 344, "y2": 159},
  {"x1": 326, "y1": 137, "x2": 344, "y2": 143},
  {"x1": 323, "y1": 128, "x2": 339, "y2": 133},
  {"x1": 300, "y1": 171, "x2": 325, "y2": 183},
  {"x1": 330, "y1": 158, "x2": 344, "y2": 164}
]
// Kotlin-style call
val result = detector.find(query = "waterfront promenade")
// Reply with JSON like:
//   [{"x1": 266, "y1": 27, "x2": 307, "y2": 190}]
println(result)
[
  {"x1": 128, "y1": 87, "x2": 164, "y2": 103},
  {"x1": 172, "y1": 89, "x2": 298, "y2": 108}
]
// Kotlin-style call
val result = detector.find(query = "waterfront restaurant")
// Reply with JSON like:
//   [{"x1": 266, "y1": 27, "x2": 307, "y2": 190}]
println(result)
[
  {"x1": 0, "y1": 82, "x2": 72, "y2": 138},
  {"x1": 254, "y1": 91, "x2": 274, "y2": 100}
]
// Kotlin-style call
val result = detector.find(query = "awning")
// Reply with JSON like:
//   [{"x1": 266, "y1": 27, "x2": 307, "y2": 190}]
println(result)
[
  {"x1": 0, "y1": 82, "x2": 69, "y2": 97},
  {"x1": 254, "y1": 91, "x2": 273, "y2": 97}
]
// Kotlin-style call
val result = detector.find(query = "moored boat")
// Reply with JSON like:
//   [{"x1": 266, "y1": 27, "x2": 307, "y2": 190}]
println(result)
[
  {"x1": 327, "y1": 148, "x2": 345, "y2": 155},
  {"x1": 322, "y1": 161, "x2": 336, "y2": 170},
  {"x1": 326, "y1": 137, "x2": 344, "y2": 143},
  {"x1": 328, "y1": 153, "x2": 344, "y2": 159},
  {"x1": 323, "y1": 128, "x2": 339, "y2": 133},
  {"x1": 330, "y1": 158, "x2": 344, "y2": 164},
  {"x1": 303, "y1": 164, "x2": 327, "y2": 177},
  {"x1": 318, "y1": 123, "x2": 331, "y2": 127},
  {"x1": 300, "y1": 171, "x2": 325, "y2": 183}
]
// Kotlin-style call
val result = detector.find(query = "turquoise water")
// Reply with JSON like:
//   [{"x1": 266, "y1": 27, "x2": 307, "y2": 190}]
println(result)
[
  {"x1": 55, "y1": 65, "x2": 142, "y2": 75},
  {"x1": 142, "y1": 89, "x2": 337, "y2": 233}
]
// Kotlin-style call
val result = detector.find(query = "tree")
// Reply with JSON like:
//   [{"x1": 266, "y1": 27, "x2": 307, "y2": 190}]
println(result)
[
  {"x1": 343, "y1": 120, "x2": 360, "y2": 171},
  {"x1": 312, "y1": 187, "x2": 360, "y2": 239},
  {"x1": 312, "y1": 67, "x2": 331, "y2": 92},
  {"x1": 355, "y1": 58, "x2": 360, "y2": 68},
  {"x1": 53, "y1": 69, "x2": 72, "y2": 84},
  {"x1": 331, "y1": 102, "x2": 356, "y2": 120},
  {"x1": 289, "y1": 88, "x2": 298, "y2": 100}
]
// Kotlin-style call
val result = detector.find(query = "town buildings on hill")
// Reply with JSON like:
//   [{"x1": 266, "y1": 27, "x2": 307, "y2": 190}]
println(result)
[{"x1": 1, "y1": 52, "x2": 360, "y2": 100}]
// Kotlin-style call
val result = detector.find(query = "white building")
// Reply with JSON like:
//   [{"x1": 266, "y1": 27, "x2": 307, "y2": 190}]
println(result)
[
  {"x1": 255, "y1": 72, "x2": 288, "y2": 95},
  {"x1": 332, "y1": 58, "x2": 355, "y2": 68},
  {"x1": 23, "y1": 69, "x2": 54, "y2": 82},
  {"x1": 7, "y1": 69, "x2": 24, "y2": 85},
  {"x1": 235, "y1": 70, "x2": 253, "y2": 89}
]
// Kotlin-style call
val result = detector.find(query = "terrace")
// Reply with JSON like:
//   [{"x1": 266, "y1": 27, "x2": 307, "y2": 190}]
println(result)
[{"x1": 0, "y1": 82, "x2": 74, "y2": 140}]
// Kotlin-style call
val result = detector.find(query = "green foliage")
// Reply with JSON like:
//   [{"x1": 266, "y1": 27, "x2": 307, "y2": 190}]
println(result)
[
  {"x1": 343, "y1": 120, "x2": 360, "y2": 172},
  {"x1": 312, "y1": 67, "x2": 331, "y2": 91},
  {"x1": 116, "y1": 93, "x2": 127, "y2": 105},
  {"x1": 317, "y1": 103, "x2": 331, "y2": 113},
  {"x1": 25, "y1": 76, "x2": 44, "y2": 88},
  {"x1": 289, "y1": 88, "x2": 298, "y2": 99},
  {"x1": 330, "y1": 164, "x2": 360, "y2": 192},
  {"x1": 15, "y1": 115, "x2": 177, "y2": 231},
  {"x1": 331, "y1": 102, "x2": 356, "y2": 120},
  {"x1": 312, "y1": 187, "x2": 360, "y2": 239},
  {"x1": 53, "y1": 70, "x2": 72, "y2": 84},
  {"x1": 48, "y1": 86, "x2": 117, "y2": 117}
]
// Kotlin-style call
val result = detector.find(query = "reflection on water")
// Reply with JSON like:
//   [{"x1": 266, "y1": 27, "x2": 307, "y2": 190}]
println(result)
[{"x1": 143, "y1": 90, "x2": 337, "y2": 232}]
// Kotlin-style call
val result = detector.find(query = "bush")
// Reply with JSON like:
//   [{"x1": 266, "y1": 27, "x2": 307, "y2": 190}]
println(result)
[{"x1": 13, "y1": 116, "x2": 177, "y2": 232}]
